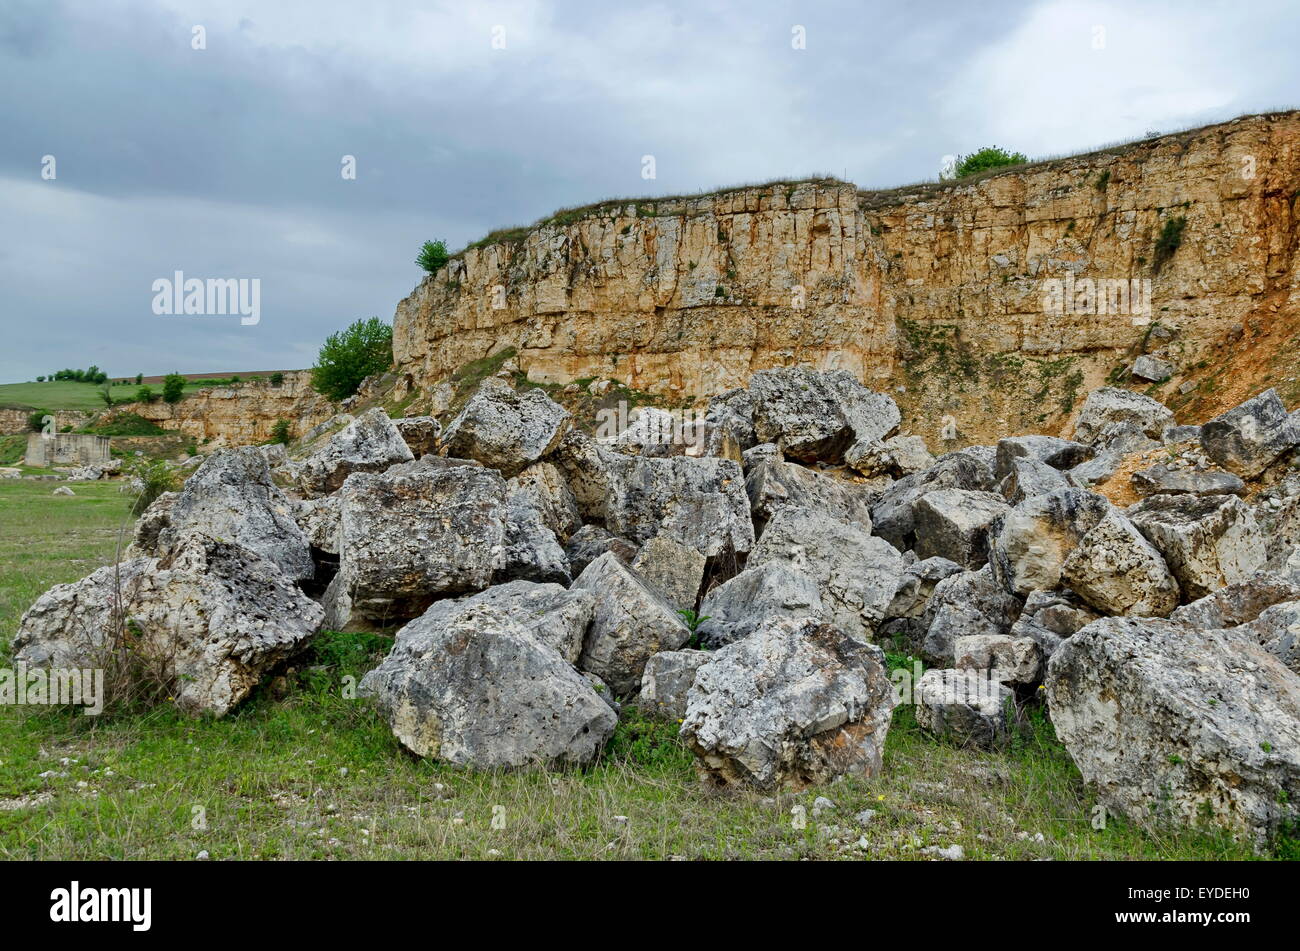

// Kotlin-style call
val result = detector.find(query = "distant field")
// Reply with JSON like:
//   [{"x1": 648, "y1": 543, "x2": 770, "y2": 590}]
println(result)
[{"x1": 0, "y1": 371, "x2": 298, "y2": 413}]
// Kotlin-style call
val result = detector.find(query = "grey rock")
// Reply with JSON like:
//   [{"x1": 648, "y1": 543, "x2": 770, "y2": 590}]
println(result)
[
  {"x1": 1132, "y1": 465, "x2": 1246, "y2": 498},
  {"x1": 1131, "y1": 355, "x2": 1174, "y2": 382},
  {"x1": 748, "y1": 367, "x2": 900, "y2": 464},
  {"x1": 912, "y1": 488, "x2": 1010, "y2": 568},
  {"x1": 1237, "y1": 602, "x2": 1300, "y2": 674},
  {"x1": 130, "y1": 491, "x2": 179, "y2": 556},
  {"x1": 630, "y1": 535, "x2": 706, "y2": 611},
  {"x1": 696, "y1": 560, "x2": 826, "y2": 649},
  {"x1": 870, "y1": 452, "x2": 997, "y2": 551},
  {"x1": 392, "y1": 416, "x2": 441, "y2": 457},
  {"x1": 885, "y1": 556, "x2": 964, "y2": 620},
  {"x1": 548, "y1": 430, "x2": 613, "y2": 520},
  {"x1": 418, "y1": 580, "x2": 595, "y2": 666},
  {"x1": 294, "y1": 494, "x2": 341, "y2": 555},
  {"x1": 571, "y1": 552, "x2": 691, "y2": 696},
  {"x1": 499, "y1": 493, "x2": 570, "y2": 585},
  {"x1": 745, "y1": 457, "x2": 875, "y2": 529},
  {"x1": 681, "y1": 617, "x2": 897, "y2": 789},
  {"x1": 1128, "y1": 493, "x2": 1266, "y2": 601},
  {"x1": 440, "y1": 377, "x2": 570, "y2": 478},
  {"x1": 703, "y1": 387, "x2": 758, "y2": 452},
  {"x1": 507, "y1": 462, "x2": 582, "y2": 543},
  {"x1": 1200, "y1": 388, "x2": 1300, "y2": 478},
  {"x1": 1046, "y1": 616, "x2": 1300, "y2": 849},
  {"x1": 1163, "y1": 425, "x2": 1203, "y2": 445},
  {"x1": 919, "y1": 565, "x2": 1023, "y2": 665},
  {"x1": 994, "y1": 435, "x2": 1092, "y2": 479},
  {"x1": 1171, "y1": 573, "x2": 1300, "y2": 631},
  {"x1": 297, "y1": 408, "x2": 414, "y2": 496},
  {"x1": 563, "y1": 524, "x2": 638, "y2": 575},
  {"x1": 358, "y1": 602, "x2": 615, "y2": 768},
  {"x1": 640, "y1": 649, "x2": 711, "y2": 719},
  {"x1": 845, "y1": 434, "x2": 934, "y2": 478},
  {"x1": 1061, "y1": 509, "x2": 1180, "y2": 617},
  {"x1": 954, "y1": 634, "x2": 1042, "y2": 685},
  {"x1": 989, "y1": 488, "x2": 1112, "y2": 596},
  {"x1": 741, "y1": 442, "x2": 781, "y2": 470},
  {"x1": 914, "y1": 669, "x2": 1013, "y2": 750},
  {"x1": 1000, "y1": 457, "x2": 1076, "y2": 504},
  {"x1": 1072, "y1": 387, "x2": 1175, "y2": 444}
]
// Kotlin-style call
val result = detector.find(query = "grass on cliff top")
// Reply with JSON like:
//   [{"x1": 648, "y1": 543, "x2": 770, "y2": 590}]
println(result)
[
  {"x1": 0, "y1": 479, "x2": 1270, "y2": 861},
  {"x1": 0, "y1": 377, "x2": 278, "y2": 414}
]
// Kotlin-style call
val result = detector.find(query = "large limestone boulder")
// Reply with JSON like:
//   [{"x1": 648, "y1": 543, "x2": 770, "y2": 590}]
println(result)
[
  {"x1": 14, "y1": 536, "x2": 323, "y2": 717},
  {"x1": 547, "y1": 430, "x2": 612, "y2": 520},
  {"x1": 1171, "y1": 573, "x2": 1300, "y2": 631},
  {"x1": 507, "y1": 462, "x2": 581, "y2": 543},
  {"x1": 703, "y1": 387, "x2": 758, "y2": 452},
  {"x1": 324, "y1": 460, "x2": 508, "y2": 629},
  {"x1": 845, "y1": 433, "x2": 934, "y2": 478},
  {"x1": 155, "y1": 447, "x2": 314, "y2": 583},
  {"x1": 130, "y1": 490, "x2": 179, "y2": 556},
  {"x1": 1128, "y1": 493, "x2": 1266, "y2": 601},
  {"x1": 1060, "y1": 509, "x2": 1180, "y2": 617},
  {"x1": 640, "y1": 649, "x2": 712, "y2": 720},
  {"x1": 1071, "y1": 387, "x2": 1175, "y2": 445},
  {"x1": 630, "y1": 536, "x2": 706, "y2": 611},
  {"x1": 748, "y1": 506, "x2": 905, "y2": 643},
  {"x1": 1200, "y1": 388, "x2": 1299, "y2": 478},
  {"x1": 602, "y1": 454, "x2": 754, "y2": 558},
  {"x1": 297, "y1": 408, "x2": 414, "y2": 496},
  {"x1": 498, "y1": 492, "x2": 570, "y2": 585},
  {"x1": 919, "y1": 565, "x2": 1023, "y2": 665},
  {"x1": 914, "y1": 669, "x2": 1014, "y2": 749},
  {"x1": 870, "y1": 452, "x2": 996, "y2": 551},
  {"x1": 696, "y1": 560, "x2": 825, "y2": 649},
  {"x1": 680, "y1": 617, "x2": 897, "y2": 789},
  {"x1": 571, "y1": 552, "x2": 691, "y2": 696},
  {"x1": 359, "y1": 602, "x2": 615, "y2": 768},
  {"x1": 745, "y1": 457, "x2": 875, "y2": 529},
  {"x1": 563, "y1": 524, "x2": 638, "y2": 575},
  {"x1": 1009, "y1": 589, "x2": 1099, "y2": 660},
  {"x1": 912, "y1": 488, "x2": 1009, "y2": 568},
  {"x1": 989, "y1": 488, "x2": 1112, "y2": 596},
  {"x1": 994, "y1": 435, "x2": 1092, "y2": 479},
  {"x1": 1046, "y1": 616, "x2": 1300, "y2": 849},
  {"x1": 440, "y1": 377, "x2": 570, "y2": 478},
  {"x1": 1131, "y1": 465, "x2": 1246, "y2": 498},
  {"x1": 294, "y1": 494, "x2": 341, "y2": 555},
  {"x1": 999, "y1": 457, "x2": 1076, "y2": 504},
  {"x1": 747, "y1": 367, "x2": 899, "y2": 463}
]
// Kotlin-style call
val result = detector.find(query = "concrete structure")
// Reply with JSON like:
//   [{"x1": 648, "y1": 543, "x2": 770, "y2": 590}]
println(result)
[{"x1": 25, "y1": 432, "x2": 111, "y2": 467}]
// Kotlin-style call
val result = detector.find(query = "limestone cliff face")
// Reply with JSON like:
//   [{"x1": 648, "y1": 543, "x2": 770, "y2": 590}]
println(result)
[
  {"x1": 393, "y1": 112, "x2": 1300, "y2": 443},
  {"x1": 122, "y1": 372, "x2": 335, "y2": 444}
]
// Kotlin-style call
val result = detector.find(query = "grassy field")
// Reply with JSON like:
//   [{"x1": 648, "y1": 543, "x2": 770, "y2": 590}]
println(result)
[
  {"x1": 0, "y1": 480, "x2": 1268, "y2": 860},
  {"x1": 0, "y1": 378, "x2": 253, "y2": 413}
]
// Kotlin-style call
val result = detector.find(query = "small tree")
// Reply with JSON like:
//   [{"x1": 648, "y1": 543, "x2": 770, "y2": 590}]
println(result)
[
  {"x1": 162, "y1": 373, "x2": 186, "y2": 404},
  {"x1": 136, "y1": 385, "x2": 155, "y2": 403},
  {"x1": 99, "y1": 381, "x2": 114, "y2": 406},
  {"x1": 270, "y1": 419, "x2": 292, "y2": 445},
  {"x1": 269, "y1": 371, "x2": 284, "y2": 386},
  {"x1": 954, "y1": 146, "x2": 1028, "y2": 179},
  {"x1": 135, "y1": 373, "x2": 143, "y2": 385},
  {"x1": 416, "y1": 239, "x2": 449, "y2": 274},
  {"x1": 36, "y1": 375, "x2": 44, "y2": 382},
  {"x1": 310, "y1": 317, "x2": 393, "y2": 401}
]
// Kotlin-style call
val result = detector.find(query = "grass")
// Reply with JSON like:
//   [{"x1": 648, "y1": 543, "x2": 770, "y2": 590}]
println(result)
[
  {"x1": 0, "y1": 481, "x2": 1270, "y2": 860},
  {"x1": 0, "y1": 380, "x2": 242, "y2": 413}
]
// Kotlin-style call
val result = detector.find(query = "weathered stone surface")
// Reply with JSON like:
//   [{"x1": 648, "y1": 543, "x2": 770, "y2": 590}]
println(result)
[
  {"x1": 392, "y1": 416, "x2": 441, "y2": 457},
  {"x1": 919, "y1": 565, "x2": 1023, "y2": 665},
  {"x1": 745, "y1": 456, "x2": 874, "y2": 528},
  {"x1": 324, "y1": 461, "x2": 508, "y2": 629},
  {"x1": 547, "y1": 430, "x2": 612, "y2": 519},
  {"x1": 703, "y1": 388, "x2": 758, "y2": 452},
  {"x1": 156, "y1": 447, "x2": 314, "y2": 583},
  {"x1": 1171, "y1": 573, "x2": 1300, "y2": 630},
  {"x1": 885, "y1": 556, "x2": 964, "y2": 620},
  {"x1": 1072, "y1": 388, "x2": 1175, "y2": 445},
  {"x1": 416, "y1": 580, "x2": 595, "y2": 666},
  {"x1": 1128, "y1": 493, "x2": 1266, "y2": 601},
  {"x1": 571, "y1": 552, "x2": 690, "y2": 695},
  {"x1": 870, "y1": 452, "x2": 996, "y2": 551},
  {"x1": 1000, "y1": 456, "x2": 1076, "y2": 504},
  {"x1": 1046, "y1": 616, "x2": 1300, "y2": 848},
  {"x1": 1132, "y1": 465, "x2": 1246, "y2": 498},
  {"x1": 1131, "y1": 354, "x2": 1174, "y2": 382},
  {"x1": 994, "y1": 435, "x2": 1092, "y2": 479},
  {"x1": 640, "y1": 649, "x2": 711, "y2": 720},
  {"x1": 358, "y1": 602, "x2": 615, "y2": 768},
  {"x1": 507, "y1": 462, "x2": 581, "y2": 543},
  {"x1": 1061, "y1": 509, "x2": 1180, "y2": 617},
  {"x1": 14, "y1": 536, "x2": 323, "y2": 717},
  {"x1": 845, "y1": 434, "x2": 934, "y2": 478},
  {"x1": 954, "y1": 634, "x2": 1042, "y2": 685},
  {"x1": 297, "y1": 408, "x2": 414, "y2": 496},
  {"x1": 1009, "y1": 589, "x2": 1099, "y2": 660},
  {"x1": 748, "y1": 367, "x2": 899, "y2": 463},
  {"x1": 912, "y1": 488, "x2": 1009, "y2": 568},
  {"x1": 440, "y1": 377, "x2": 570, "y2": 478},
  {"x1": 130, "y1": 491, "x2": 179, "y2": 556},
  {"x1": 696, "y1": 560, "x2": 825, "y2": 649},
  {"x1": 681, "y1": 617, "x2": 897, "y2": 789},
  {"x1": 630, "y1": 535, "x2": 706, "y2": 611},
  {"x1": 1237, "y1": 602, "x2": 1300, "y2": 674},
  {"x1": 563, "y1": 524, "x2": 638, "y2": 575},
  {"x1": 914, "y1": 669, "x2": 1014, "y2": 749},
  {"x1": 1164, "y1": 424, "x2": 1203, "y2": 445},
  {"x1": 989, "y1": 488, "x2": 1112, "y2": 596},
  {"x1": 1200, "y1": 388, "x2": 1300, "y2": 478},
  {"x1": 499, "y1": 493, "x2": 570, "y2": 585},
  {"x1": 749, "y1": 506, "x2": 905, "y2": 643},
  {"x1": 602, "y1": 454, "x2": 753, "y2": 557}
]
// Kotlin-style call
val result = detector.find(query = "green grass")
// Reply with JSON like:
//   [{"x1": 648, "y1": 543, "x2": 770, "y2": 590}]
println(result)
[
  {"x1": 0, "y1": 380, "x2": 231, "y2": 413},
  {"x1": 0, "y1": 481, "x2": 1269, "y2": 860}
]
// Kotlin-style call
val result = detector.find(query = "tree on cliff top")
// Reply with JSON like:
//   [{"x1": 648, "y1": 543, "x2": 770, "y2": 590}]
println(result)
[
  {"x1": 162, "y1": 372, "x2": 186, "y2": 404},
  {"x1": 310, "y1": 317, "x2": 393, "y2": 402},
  {"x1": 952, "y1": 146, "x2": 1028, "y2": 179},
  {"x1": 416, "y1": 239, "x2": 449, "y2": 274}
]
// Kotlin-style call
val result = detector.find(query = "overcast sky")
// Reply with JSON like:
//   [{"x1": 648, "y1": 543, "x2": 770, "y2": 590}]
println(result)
[{"x1": 1, "y1": 0, "x2": 1297, "y2": 382}]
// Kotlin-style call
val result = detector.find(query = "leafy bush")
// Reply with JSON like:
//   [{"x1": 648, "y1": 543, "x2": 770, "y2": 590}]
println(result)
[
  {"x1": 1153, "y1": 215, "x2": 1187, "y2": 272},
  {"x1": 269, "y1": 371, "x2": 284, "y2": 386},
  {"x1": 125, "y1": 457, "x2": 178, "y2": 515},
  {"x1": 136, "y1": 385, "x2": 155, "y2": 404},
  {"x1": 134, "y1": 373, "x2": 144, "y2": 385},
  {"x1": 26, "y1": 411, "x2": 48, "y2": 433},
  {"x1": 269, "y1": 419, "x2": 292, "y2": 445},
  {"x1": 310, "y1": 317, "x2": 393, "y2": 402},
  {"x1": 416, "y1": 239, "x2": 449, "y2": 273},
  {"x1": 162, "y1": 372, "x2": 186, "y2": 404},
  {"x1": 954, "y1": 146, "x2": 1028, "y2": 178}
]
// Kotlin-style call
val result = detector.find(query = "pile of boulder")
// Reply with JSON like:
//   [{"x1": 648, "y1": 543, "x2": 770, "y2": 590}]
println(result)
[{"x1": 12, "y1": 367, "x2": 1300, "y2": 846}]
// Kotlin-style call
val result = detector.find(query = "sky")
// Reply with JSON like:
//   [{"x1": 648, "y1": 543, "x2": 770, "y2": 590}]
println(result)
[{"x1": 1, "y1": 0, "x2": 1297, "y2": 382}]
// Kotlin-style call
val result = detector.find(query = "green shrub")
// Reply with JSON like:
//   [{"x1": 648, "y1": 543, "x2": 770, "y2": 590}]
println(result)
[
  {"x1": 162, "y1": 372, "x2": 186, "y2": 404},
  {"x1": 136, "y1": 385, "x2": 155, "y2": 404},
  {"x1": 125, "y1": 457, "x2": 178, "y2": 515},
  {"x1": 269, "y1": 371, "x2": 284, "y2": 386},
  {"x1": 270, "y1": 419, "x2": 292, "y2": 445},
  {"x1": 310, "y1": 317, "x2": 393, "y2": 401},
  {"x1": 134, "y1": 373, "x2": 144, "y2": 385},
  {"x1": 1153, "y1": 215, "x2": 1187, "y2": 272},
  {"x1": 416, "y1": 239, "x2": 449, "y2": 274},
  {"x1": 26, "y1": 411, "x2": 48, "y2": 433},
  {"x1": 954, "y1": 146, "x2": 1028, "y2": 178},
  {"x1": 82, "y1": 413, "x2": 166, "y2": 437}
]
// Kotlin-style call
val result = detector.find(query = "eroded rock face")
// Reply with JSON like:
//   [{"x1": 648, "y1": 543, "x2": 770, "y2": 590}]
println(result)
[
  {"x1": 571, "y1": 552, "x2": 690, "y2": 696},
  {"x1": 748, "y1": 506, "x2": 905, "y2": 643},
  {"x1": 392, "y1": 416, "x2": 441, "y2": 457},
  {"x1": 989, "y1": 488, "x2": 1112, "y2": 596},
  {"x1": 994, "y1": 435, "x2": 1092, "y2": 479},
  {"x1": 681, "y1": 617, "x2": 897, "y2": 790},
  {"x1": 298, "y1": 408, "x2": 414, "y2": 497},
  {"x1": 999, "y1": 457, "x2": 1076, "y2": 504},
  {"x1": 630, "y1": 536, "x2": 706, "y2": 611},
  {"x1": 1131, "y1": 465, "x2": 1246, "y2": 498},
  {"x1": 747, "y1": 367, "x2": 899, "y2": 463},
  {"x1": 325, "y1": 461, "x2": 508, "y2": 629},
  {"x1": 359, "y1": 602, "x2": 615, "y2": 768},
  {"x1": 1072, "y1": 388, "x2": 1175, "y2": 445},
  {"x1": 1170, "y1": 573, "x2": 1300, "y2": 630},
  {"x1": 640, "y1": 649, "x2": 712, "y2": 720},
  {"x1": 1060, "y1": 509, "x2": 1180, "y2": 617},
  {"x1": 1046, "y1": 616, "x2": 1300, "y2": 849},
  {"x1": 157, "y1": 447, "x2": 314, "y2": 583},
  {"x1": 130, "y1": 491, "x2": 178, "y2": 556},
  {"x1": 499, "y1": 492, "x2": 570, "y2": 585},
  {"x1": 1200, "y1": 388, "x2": 1300, "y2": 478},
  {"x1": 14, "y1": 537, "x2": 323, "y2": 717},
  {"x1": 1128, "y1": 493, "x2": 1266, "y2": 601},
  {"x1": 845, "y1": 434, "x2": 934, "y2": 478},
  {"x1": 745, "y1": 457, "x2": 875, "y2": 529},
  {"x1": 912, "y1": 488, "x2": 1009, "y2": 569},
  {"x1": 871, "y1": 453, "x2": 996, "y2": 551},
  {"x1": 914, "y1": 669, "x2": 1013, "y2": 749},
  {"x1": 919, "y1": 565, "x2": 1024, "y2": 665},
  {"x1": 440, "y1": 378, "x2": 571, "y2": 478},
  {"x1": 696, "y1": 560, "x2": 825, "y2": 649},
  {"x1": 507, "y1": 462, "x2": 581, "y2": 543},
  {"x1": 563, "y1": 524, "x2": 638, "y2": 575}
]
